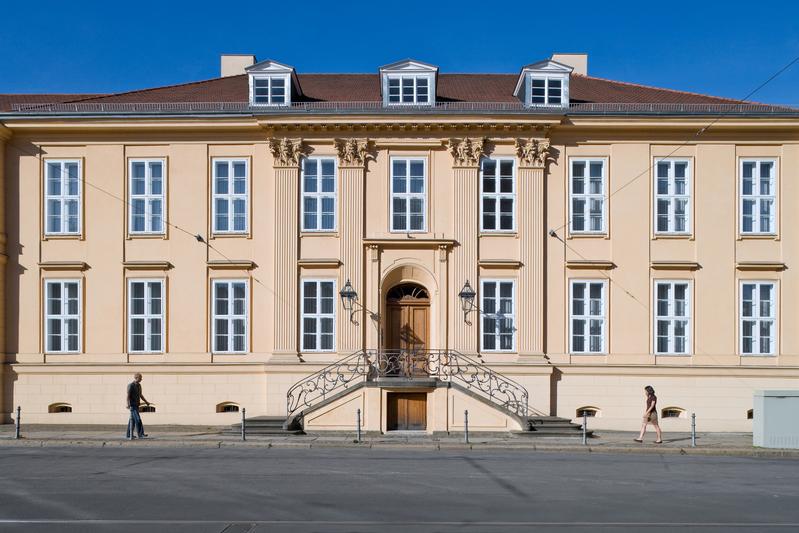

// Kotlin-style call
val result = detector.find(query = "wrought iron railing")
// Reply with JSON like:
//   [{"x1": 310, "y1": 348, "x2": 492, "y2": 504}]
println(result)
[
  {"x1": 8, "y1": 101, "x2": 798, "y2": 115},
  {"x1": 285, "y1": 349, "x2": 530, "y2": 421}
]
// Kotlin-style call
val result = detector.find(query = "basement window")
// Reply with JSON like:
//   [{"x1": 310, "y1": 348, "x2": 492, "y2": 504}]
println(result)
[
  {"x1": 747, "y1": 409, "x2": 753, "y2": 420},
  {"x1": 139, "y1": 405, "x2": 156, "y2": 413},
  {"x1": 48, "y1": 403, "x2": 72, "y2": 413},
  {"x1": 661, "y1": 407, "x2": 686, "y2": 419},
  {"x1": 576, "y1": 406, "x2": 600, "y2": 418},
  {"x1": 216, "y1": 402, "x2": 240, "y2": 413}
]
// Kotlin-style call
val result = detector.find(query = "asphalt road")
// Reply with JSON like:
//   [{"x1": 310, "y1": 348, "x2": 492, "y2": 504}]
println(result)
[{"x1": 0, "y1": 447, "x2": 797, "y2": 532}]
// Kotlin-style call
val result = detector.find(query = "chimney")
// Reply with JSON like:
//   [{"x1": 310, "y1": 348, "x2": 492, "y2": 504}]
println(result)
[
  {"x1": 220, "y1": 54, "x2": 256, "y2": 77},
  {"x1": 551, "y1": 53, "x2": 588, "y2": 76}
]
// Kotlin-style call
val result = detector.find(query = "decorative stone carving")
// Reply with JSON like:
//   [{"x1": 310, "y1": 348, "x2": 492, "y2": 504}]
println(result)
[
  {"x1": 334, "y1": 138, "x2": 370, "y2": 167},
  {"x1": 268, "y1": 137, "x2": 305, "y2": 167},
  {"x1": 447, "y1": 137, "x2": 487, "y2": 167},
  {"x1": 515, "y1": 137, "x2": 551, "y2": 168}
]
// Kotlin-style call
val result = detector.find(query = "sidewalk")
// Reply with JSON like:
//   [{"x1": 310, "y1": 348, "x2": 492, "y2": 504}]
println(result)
[{"x1": 1, "y1": 424, "x2": 797, "y2": 457}]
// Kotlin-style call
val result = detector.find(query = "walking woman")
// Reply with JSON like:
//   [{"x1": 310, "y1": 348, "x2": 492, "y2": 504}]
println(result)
[{"x1": 634, "y1": 385, "x2": 663, "y2": 443}]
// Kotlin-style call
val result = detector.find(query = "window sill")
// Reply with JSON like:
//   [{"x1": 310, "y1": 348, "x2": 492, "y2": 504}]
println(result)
[
  {"x1": 738, "y1": 234, "x2": 779, "y2": 241},
  {"x1": 567, "y1": 233, "x2": 607, "y2": 239},
  {"x1": 479, "y1": 232, "x2": 518, "y2": 238},
  {"x1": 127, "y1": 233, "x2": 167, "y2": 240},
  {"x1": 652, "y1": 233, "x2": 693, "y2": 240},
  {"x1": 301, "y1": 231, "x2": 339, "y2": 237},
  {"x1": 42, "y1": 234, "x2": 83, "y2": 241},
  {"x1": 740, "y1": 354, "x2": 777, "y2": 358},
  {"x1": 212, "y1": 352, "x2": 250, "y2": 356},
  {"x1": 211, "y1": 233, "x2": 251, "y2": 239}
]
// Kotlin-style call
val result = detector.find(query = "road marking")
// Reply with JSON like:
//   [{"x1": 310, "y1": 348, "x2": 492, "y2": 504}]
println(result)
[{"x1": 0, "y1": 520, "x2": 798, "y2": 527}]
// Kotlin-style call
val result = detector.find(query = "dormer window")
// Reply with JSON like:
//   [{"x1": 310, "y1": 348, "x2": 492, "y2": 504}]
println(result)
[
  {"x1": 514, "y1": 59, "x2": 572, "y2": 108},
  {"x1": 246, "y1": 59, "x2": 301, "y2": 107},
  {"x1": 252, "y1": 76, "x2": 287, "y2": 105},
  {"x1": 380, "y1": 59, "x2": 438, "y2": 107}
]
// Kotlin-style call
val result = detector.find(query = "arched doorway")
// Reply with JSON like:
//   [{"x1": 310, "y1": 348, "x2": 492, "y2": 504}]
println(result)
[{"x1": 384, "y1": 283, "x2": 430, "y2": 351}]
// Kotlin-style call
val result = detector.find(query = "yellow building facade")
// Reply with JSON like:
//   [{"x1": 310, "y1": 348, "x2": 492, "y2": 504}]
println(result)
[{"x1": 1, "y1": 54, "x2": 797, "y2": 432}]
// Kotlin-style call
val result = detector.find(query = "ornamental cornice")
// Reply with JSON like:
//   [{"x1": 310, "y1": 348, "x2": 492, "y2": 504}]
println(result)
[
  {"x1": 261, "y1": 121, "x2": 557, "y2": 136},
  {"x1": 0, "y1": 123, "x2": 11, "y2": 141},
  {"x1": 334, "y1": 138, "x2": 371, "y2": 167},
  {"x1": 515, "y1": 137, "x2": 551, "y2": 168},
  {"x1": 446, "y1": 137, "x2": 487, "y2": 167},
  {"x1": 268, "y1": 137, "x2": 307, "y2": 167}
]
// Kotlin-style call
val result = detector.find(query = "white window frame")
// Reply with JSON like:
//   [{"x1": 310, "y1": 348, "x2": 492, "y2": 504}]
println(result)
[
  {"x1": 739, "y1": 280, "x2": 777, "y2": 356},
  {"x1": 128, "y1": 159, "x2": 166, "y2": 235},
  {"x1": 480, "y1": 157, "x2": 516, "y2": 232},
  {"x1": 527, "y1": 74, "x2": 566, "y2": 107},
  {"x1": 569, "y1": 158, "x2": 607, "y2": 234},
  {"x1": 44, "y1": 159, "x2": 82, "y2": 236},
  {"x1": 300, "y1": 279, "x2": 337, "y2": 353},
  {"x1": 127, "y1": 279, "x2": 166, "y2": 354},
  {"x1": 301, "y1": 157, "x2": 338, "y2": 232},
  {"x1": 569, "y1": 279, "x2": 607, "y2": 354},
  {"x1": 653, "y1": 159, "x2": 691, "y2": 235},
  {"x1": 212, "y1": 158, "x2": 249, "y2": 235},
  {"x1": 480, "y1": 279, "x2": 516, "y2": 353},
  {"x1": 384, "y1": 74, "x2": 433, "y2": 106},
  {"x1": 249, "y1": 74, "x2": 290, "y2": 106},
  {"x1": 739, "y1": 159, "x2": 777, "y2": 236},
  {"x1": 211, "y1": 279, "x2": 249, "y2": 354},
  {"x1": 653, "y1": 280, "x2": 692, "y2": 355},
  {"x1": 389, "y1": 157, "x2": 427, "y2": 233},
  {"x1": 44, "y1": 279, "x2": 82, "y2": 354}
]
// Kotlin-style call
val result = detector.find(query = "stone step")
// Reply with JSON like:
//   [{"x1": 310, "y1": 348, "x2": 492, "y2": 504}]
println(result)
[{"x1": 227, "y1": 416, "x2": 304, "y2": 436}]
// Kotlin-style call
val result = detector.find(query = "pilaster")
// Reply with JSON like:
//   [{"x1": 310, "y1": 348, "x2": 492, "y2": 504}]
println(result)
[
  {"x1": 336, "y1": 138, "x2": 369, "y2": 353},
  {"x1": 516, "y1": 138, "x2": 551, "y2": 358},
  {"x1": 0, "y1": 129, "x2": 9, "y2": 422},
  {"x1": 448, "y1": 138, "x2": 485, "y2": 355},
  {"x1": 269, "y1": 138, "x2": 305, "y2": 359}
]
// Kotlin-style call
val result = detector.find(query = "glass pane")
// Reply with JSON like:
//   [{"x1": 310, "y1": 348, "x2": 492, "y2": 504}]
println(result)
[{"x1": 572, "y1": 161, "x2": 586, "y2": 178}]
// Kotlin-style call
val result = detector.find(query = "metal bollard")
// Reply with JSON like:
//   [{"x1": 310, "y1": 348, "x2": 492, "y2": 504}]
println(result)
[
  {"x1": 464, "y1": 410, "x2": 469, "y2": 444},
  {"x1": 582, "y1": 411, "x2": 588, "y2": 445},
  {"x1": 15, "y1": 406, "x2": 21, "y2": 440},
  {"x1": 241, "y1": 408, "x2": 246, "y2": 441},
  {"x1": 356, "y1": 408, "x2": 361, "y2": 443},
  {"x1": 691, "y1": 412, "x2": 696, "y2": 447}
]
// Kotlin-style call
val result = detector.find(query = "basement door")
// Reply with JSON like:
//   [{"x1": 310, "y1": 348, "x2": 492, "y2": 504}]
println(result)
[{"x1": 386, "y1": 392, "x2": 427, "y2": 431}]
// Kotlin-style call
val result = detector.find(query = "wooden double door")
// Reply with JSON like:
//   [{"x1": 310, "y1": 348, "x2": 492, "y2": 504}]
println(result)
[
  {"x1": 387, "y1": 392, "x2": 427, "y2": 431},
  {"x1": 385, "y1": 283, "x2": 430, "y2": 352}
]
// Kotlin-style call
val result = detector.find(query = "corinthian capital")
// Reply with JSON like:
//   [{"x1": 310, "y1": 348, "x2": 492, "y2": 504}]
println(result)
[
  {"x1": 515, "y1": 138, "x2": 551, "y2": 168},
  {"x1": 268, "y1": 137, "x2": 306, "y2": 167},
  {"x1": 447, "y1": 137, "x2": 487, "y2": 167},
  {"x1": 335, "y1": 138, "x2": 370, "y2": 167}
]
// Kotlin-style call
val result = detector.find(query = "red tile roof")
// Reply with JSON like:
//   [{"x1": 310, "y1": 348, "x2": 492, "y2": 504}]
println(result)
[{"x1": 11, "y1": 72, "x2": 740, "y2": 106}]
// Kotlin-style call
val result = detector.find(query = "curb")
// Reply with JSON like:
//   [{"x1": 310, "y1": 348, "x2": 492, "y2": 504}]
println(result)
[{"x1": 1, "y1": 438, "x2": 798, "y2": 458}]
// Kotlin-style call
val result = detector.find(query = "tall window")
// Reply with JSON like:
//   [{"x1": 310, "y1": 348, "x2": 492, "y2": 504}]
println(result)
[
  {"x1": 481, "y1": 158, "x2": 515, "y2": 231},
  {"x1": 740, "y1": 160, "x2": 776, "y2": 235},
  {"x1": 530, "y1": 77, "x2": 562, "y2": 105},
  {"x1": 391, "y1": 158, "x2": 426, "y2": 232},
  {"x1": 570, "y1": 280, "x2": 606, "y2": 353},
  {"x1": 387, "y1": 75, "x2": 430, "y2": 104},
  {"x1": 129, "y1": 160, "x2": 165, "y2": 234},
  {"x1": 481, "y1": 280, "x2": 515, "y2": 352},
  {"x1": 302, "y1": 158, "x2": 336, "y2": 231},
  {"x1": 570, "y1": 159, "x2": 606, "y2": 233},
  {"x1": 213, "y1": 159, "x2": 248, "y2": 234},
  {"x1": 252, "y1": 76, "x2": 288, "y2": 105},
  {"x1": 128, "y1": 279, "x2": 165, "y2": 353},
  {"x1": 44, "y1": 160, "x2": 81, "y2": 235},
  {"x1": 44, "y1": 279, "x2": 81, "y2": 353},
  {"x1": 212, "y1": 280, "x2": 248, "y2": 353},
  {"x1": 655, "y1": 160, "x2": 690, "y2": 234},
  {"x1": 740, "y1": 281, "x2": 776, "y2": 355},
  {"x1": 654, "y1": 281, "x2": 691, "y2": 354},
  {"x1": 301, "y1": 280, "x2": 336, "y2": 352}
]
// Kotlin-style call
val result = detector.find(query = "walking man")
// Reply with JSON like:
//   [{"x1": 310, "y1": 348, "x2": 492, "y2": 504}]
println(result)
[{"x1": 126, "y1": 373, "x2": 150, "y2": 439}]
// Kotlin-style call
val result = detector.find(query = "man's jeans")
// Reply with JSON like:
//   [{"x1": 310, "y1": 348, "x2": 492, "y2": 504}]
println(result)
[{"x1": 126, "y1": 407, "x2": 144, "y2": 438}]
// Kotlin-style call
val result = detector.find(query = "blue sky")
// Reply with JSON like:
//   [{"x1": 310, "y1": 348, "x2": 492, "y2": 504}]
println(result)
[{"x1": 1, "y1": 0, "x2": 798, "y2": 104}]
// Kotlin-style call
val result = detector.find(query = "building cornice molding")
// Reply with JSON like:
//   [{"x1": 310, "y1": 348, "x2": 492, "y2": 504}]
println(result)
[
  {"x1": 363, "y1": 238, "x2": 456, "y2": 249},
  {"x1": 650, "y1": 260, "x2": 701, "y2": 271},
  {"x1": 736, "y1": 261, "x2": 786, "y2": 271},
  {"x1": 38, "y1": 261, "x2": 90, "y2": 271},
  {"x1": 565, "y1": 259, "x2": 615, "y2": 270},
  {"x1": 207, "y1": 260, "x2": 257, "y2": 270},
  {"x1": 478, "y1": 259, "x2": 523, "y2": 269},
  {"x1": 123, "y1": 260, "x2": 173, "y2": 271},
  {"x1": 297, "y1": 258, "x2": 342, "y2": 268},
  {"x1": 0, "y1": 123, "x2": 11, "y2": 140}
]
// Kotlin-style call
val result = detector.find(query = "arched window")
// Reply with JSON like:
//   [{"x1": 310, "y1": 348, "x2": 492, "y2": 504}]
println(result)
[
  {"x1": 216, "y1": 402, "x2": 240, "y2": 413},
  {"x1": 576, "y1": 406, "x2": 600, "y2": 418},
  {"x1": 140, "y1": 405, "x2": 156, "y2": 413},
  {"x1": 747, "y1": 409, "x2": 753, "y2": 420},
  {"x1": 661, "y1": 407, "x2": 686, "y2": 419},
  {"x1": 48, "y1": 403, "x2": 72, "y2": 413}
]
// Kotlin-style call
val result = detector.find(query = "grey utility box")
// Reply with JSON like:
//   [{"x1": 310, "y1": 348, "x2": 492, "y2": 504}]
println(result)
[{"x1": 753, "y1": 390, "x2": 799, "y2": 449}]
